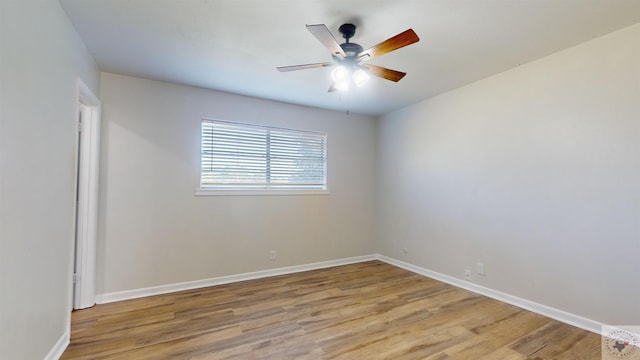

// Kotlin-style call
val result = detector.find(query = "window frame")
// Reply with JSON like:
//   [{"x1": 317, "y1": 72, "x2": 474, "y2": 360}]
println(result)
[{"x1": 196, "y1": 119, "x2": 329, "y2": 196}]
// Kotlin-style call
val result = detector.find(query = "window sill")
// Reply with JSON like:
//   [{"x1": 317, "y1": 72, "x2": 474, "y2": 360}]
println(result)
[{"x1": 195, "y1": 188, "x2": 330, "y2": 196}]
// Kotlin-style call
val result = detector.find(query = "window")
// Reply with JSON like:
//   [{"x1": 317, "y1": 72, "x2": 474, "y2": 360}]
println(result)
[{"x1": 199, "y1": 119, "x2": 327, "y2": 193}]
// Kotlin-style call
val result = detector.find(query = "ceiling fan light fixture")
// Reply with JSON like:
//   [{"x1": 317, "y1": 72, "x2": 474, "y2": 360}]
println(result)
[
  {"x1": 352, "y1": 69, "x2": 370, "y2": 87},
  {"x1": 331, "y1": 65, "x2": 349, "y2": 82}
]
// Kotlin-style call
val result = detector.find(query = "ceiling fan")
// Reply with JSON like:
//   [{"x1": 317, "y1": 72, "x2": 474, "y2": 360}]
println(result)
[{"x1": 277, "y1": 23, "x2": 420, "y2": 92}]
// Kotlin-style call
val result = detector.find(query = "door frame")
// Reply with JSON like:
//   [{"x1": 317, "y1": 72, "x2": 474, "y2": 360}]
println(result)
[{"x1": 73, "y1": 78, "x2": 101, "y2": 309}]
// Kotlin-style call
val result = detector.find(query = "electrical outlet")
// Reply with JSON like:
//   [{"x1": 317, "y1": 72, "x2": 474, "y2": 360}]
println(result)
[
  {"x1": 403, "y1": 247, "x2": 408, "y2": 254},
  {"x1": 477, "y1": 262, "x2": 486, "y2": 276},
  {"x1": 269, "y1": 250, "x2": 276, "y2": 261},
  {"x1": 465, "y1": 269, "x2": 472, "y2": 281}
]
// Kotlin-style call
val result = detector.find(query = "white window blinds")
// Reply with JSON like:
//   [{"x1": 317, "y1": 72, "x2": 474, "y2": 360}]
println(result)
[{"x1": 201, "y1": 120, "x2": 327, "y2": 190}]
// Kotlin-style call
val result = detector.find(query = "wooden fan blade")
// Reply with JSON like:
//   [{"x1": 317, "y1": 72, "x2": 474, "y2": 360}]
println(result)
[
  {"x1": 358, "y1": 29, "x2": 419, "y2": 61},
  {"x1": 364, "y1": 64, "x2": 406, "y2": 82},
  {"x1": 277, "y1": 62, "x2": 333, "y2": 72},
  {"x1": 306, "y1": 24, "x2": 346, "y2": 58}
]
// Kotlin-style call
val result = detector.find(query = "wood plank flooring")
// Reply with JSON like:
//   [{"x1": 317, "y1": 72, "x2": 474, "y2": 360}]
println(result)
[{"x1": 62, "y1": 261, "x2": 604, "y2": 359}]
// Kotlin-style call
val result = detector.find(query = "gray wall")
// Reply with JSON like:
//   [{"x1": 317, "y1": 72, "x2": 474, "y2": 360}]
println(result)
[
  {"x1": 0, "y1": 0, "x2": 100, "y2": 358},
  {"x1": 376, "y1": 24, "x2": 640, "y2": 325},
  {"x1": 97, "y1": 73, "x2": 378, "y2": 294}
]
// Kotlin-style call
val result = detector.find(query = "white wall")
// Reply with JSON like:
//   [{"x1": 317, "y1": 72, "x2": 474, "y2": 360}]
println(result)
[
  {"x1": 0, "y1": 0, "x2": 100, "y2": 359},
  {"x1": 377, "y1": 23, "x2": 640, "y2": 325},
  {"x1": 97, "y1": 73, "x2": 377, "y2": 295}
]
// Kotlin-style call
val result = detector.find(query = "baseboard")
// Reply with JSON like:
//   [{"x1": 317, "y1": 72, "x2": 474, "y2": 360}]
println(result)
[
  {"x1": 95, "y1": 253, "x2": 605, "y2": 337},
  {"x1": 96, "y1": 254, "x2": 377, "y2": 304},
  {"x1": 377, "y1": 255, "x2": 604, "y2": 335},
  {"x1": 44, "y1": 327, "x2": 69, "y2": 360}
]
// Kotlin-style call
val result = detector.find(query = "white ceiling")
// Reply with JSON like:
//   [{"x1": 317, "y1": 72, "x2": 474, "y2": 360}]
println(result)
[{"x1": 60, "y1": 0, "x2": 640, "y2": 116}]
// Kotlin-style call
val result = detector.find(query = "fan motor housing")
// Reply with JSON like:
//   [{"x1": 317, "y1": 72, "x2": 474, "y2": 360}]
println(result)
[{"x1": 340, "y1": 42, "x2": 363, "y2": 58}]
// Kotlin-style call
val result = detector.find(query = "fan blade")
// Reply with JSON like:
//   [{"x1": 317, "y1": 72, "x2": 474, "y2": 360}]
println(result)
[
  {"x1": 328, "y1": 84, "x2": 338, "y2": 92},
  {"x1": 358, "y1": 29, "x2": 419, "y2": 61},
  {"x1": 306, "y1": 24, "x2": 346, "y2": 58},
  {"x1": 363, "y1": 64, "x2": 406, "y2": 82},
  {"x1": 277, "y1": 62, "x2": 333, "y2": 72}
]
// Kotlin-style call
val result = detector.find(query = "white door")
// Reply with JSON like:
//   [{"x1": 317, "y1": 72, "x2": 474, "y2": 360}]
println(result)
[{"x1": 73, "y1": 80, "x2": 100, "y2": 309}]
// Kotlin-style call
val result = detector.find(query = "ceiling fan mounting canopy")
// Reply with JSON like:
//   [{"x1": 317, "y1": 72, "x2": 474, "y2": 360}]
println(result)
[
  {"x1": 338, "y1": 23, "x2": 357, "y2": 41},
  {"x1": 277, "y1": 22, "x2": 420, "y2": 91}
]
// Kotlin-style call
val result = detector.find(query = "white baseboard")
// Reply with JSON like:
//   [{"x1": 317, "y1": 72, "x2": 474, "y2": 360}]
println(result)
[
  {"x1": 44, "y1": 328, "x2": 69, "y2": 360},
  {"x1": 96, "y1": 254, "x2": 377, "y2": 304},
  {"x1": 95, "y1": 253, "x2": 604, "y2": 337},
  {"x1": 377, "y1": 255, "x2": 604, "y2": 335}
]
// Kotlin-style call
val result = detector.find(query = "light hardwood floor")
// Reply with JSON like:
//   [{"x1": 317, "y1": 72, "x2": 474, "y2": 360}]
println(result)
[{"x1": 62, "y1": 261, "x2": 603, "y2": 359}]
